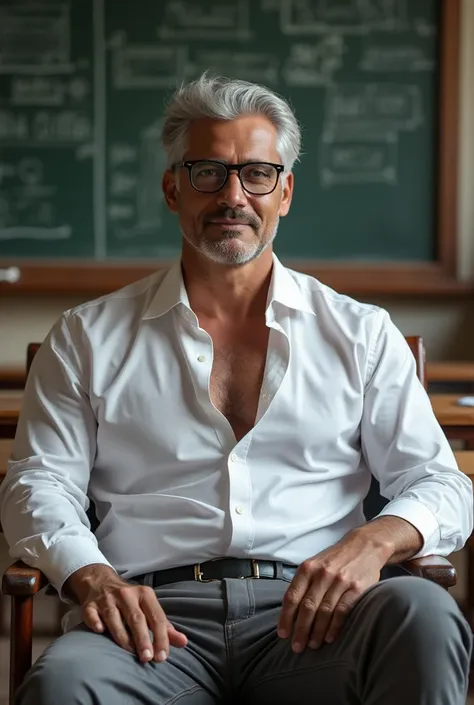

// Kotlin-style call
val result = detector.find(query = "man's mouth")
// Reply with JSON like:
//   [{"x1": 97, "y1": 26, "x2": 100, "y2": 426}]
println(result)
[{"x1": 208, "y1": 219, "x2": 249, "y2": 225}]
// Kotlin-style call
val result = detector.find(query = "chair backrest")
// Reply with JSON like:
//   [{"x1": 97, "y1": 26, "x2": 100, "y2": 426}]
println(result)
[
  {"x1": 404, "y1": 335, "x2": 427, "y2": 389},
  {"x1": 26, "y1": 343, "x2": 41, "y2": 378}
]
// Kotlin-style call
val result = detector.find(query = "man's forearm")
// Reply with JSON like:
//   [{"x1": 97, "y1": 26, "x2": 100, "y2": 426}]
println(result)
[{"x1": 351, "y1": 515, "x2": 424, "y2": 564}]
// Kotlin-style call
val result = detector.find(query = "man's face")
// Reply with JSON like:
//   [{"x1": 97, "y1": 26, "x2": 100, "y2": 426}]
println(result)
[{"x1": 163, "y1": 115, "x2": 294, "y2": 266}]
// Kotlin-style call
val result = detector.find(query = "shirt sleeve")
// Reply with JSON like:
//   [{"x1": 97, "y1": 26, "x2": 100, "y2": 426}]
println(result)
[
  {"x1": 361, "y1": 310, "x2": 473, "y2": 558},
  {"x1": 0, "y1": 314, "x2": 115, "y2": 600}
]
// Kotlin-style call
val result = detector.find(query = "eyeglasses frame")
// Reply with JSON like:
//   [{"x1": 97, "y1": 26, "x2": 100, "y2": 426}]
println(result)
[{"x1": 173, "y1": 159, "x2": 285, "y2": 195}]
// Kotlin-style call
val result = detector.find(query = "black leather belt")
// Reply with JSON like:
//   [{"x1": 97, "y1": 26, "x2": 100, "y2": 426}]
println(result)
[{"x1": 133, "y1": 558, "x2": 297, "y2": 588}]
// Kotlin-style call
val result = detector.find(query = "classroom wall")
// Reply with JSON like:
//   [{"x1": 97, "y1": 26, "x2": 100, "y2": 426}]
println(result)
[{"x1": 1, "y1": 0, "x2": 474, "y2": 368}]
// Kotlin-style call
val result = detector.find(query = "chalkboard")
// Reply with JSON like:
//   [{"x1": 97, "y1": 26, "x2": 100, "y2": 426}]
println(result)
[{"x1": 0, "y1": 0, "x2": 465, "y2": 295}]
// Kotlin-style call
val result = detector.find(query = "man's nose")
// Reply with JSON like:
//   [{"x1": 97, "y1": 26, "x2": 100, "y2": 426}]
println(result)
[{"x1": 217, "y1": 172, "x2": 248, "y2": 208}]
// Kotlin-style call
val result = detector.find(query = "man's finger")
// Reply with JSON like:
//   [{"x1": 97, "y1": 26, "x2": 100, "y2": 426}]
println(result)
[
  {"x1": 99, "y1": 603, "x2": 134, "y2": 654},
  {"x1": 307, "y1": 584, "x2": 348, "y2": 649},
  {"x1": 140, "y1": 595, "x2": 172, "y2": 662},
  {"x1": 167, "y1": 622, "x2": 188, "y2": 648},
  {"x1": 121, "y1": 598, "x2": 155, "y2": 662},
  {"x1": 82, "y1": 603, "x2": 105, "y2": 633},
  {"x1": 290, "y1": 591, "x2": 324, "y2": 652},
  {"x1": 277, "y1": 566, "x2": 312, "y2": 638},
  {"x1": 324, "y1": 590, "x2": 360, "y2": 645}
]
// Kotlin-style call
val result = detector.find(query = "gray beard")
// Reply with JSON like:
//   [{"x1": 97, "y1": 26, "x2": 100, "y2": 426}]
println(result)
[{"x1": 181, "y1": 219, "x2": 280, "y2": 266}]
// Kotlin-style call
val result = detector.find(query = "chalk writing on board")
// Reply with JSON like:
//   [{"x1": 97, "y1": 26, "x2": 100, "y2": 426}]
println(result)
[
  {"x1": 320, "y1": 132, "x2": 398, "y2": 186},
  {"x1": 325, "y1": 83, "x2": 424, "y2": 133},
  {"x1": 112, "y1": 41, "x2": 187, "y2": 89},
  {"x1": 414, "y1": 18, "x2": 436, "y2": 37},
  {"x1": 109, "y1": 144, "x2": 137, "y2": 166},
  {"x1": 0, "y1": 109, "x2": 92, "y2": 144},
  {"x1": 283, "y1": 37, "x2": 345, "y2": 86},
  {"x1": 0, "y1": 3, "x2": 75, "y2": 75},
  {"x1": 189, "y1": 51, "x2": 279, "y2": 84},
  {"x1": 280, "y1": 0, "x2": 407, "y2": 36},
  {"x1": 108, "y1": 121, "x2": 165, "y2": 240},
  {"x1": 360, "y1": 45, "x2": 435, "y2": 72},
  {"x1": 157, "y1": 0, "x2": 251, "y2": 41},
  {"x1": 137, "y1": 121, "x2": 165, "y2": 231},
  {"x1": 0, "y1": 157, "x2": 72, "y2": 240},
  {"x1": 10, "y1": 76, "x2": 91, "y2": 106},
  {"x1": 360, "y1": 24, "x2": 436, "y2": 72},
  {"x1": 321, "y1": 82, "x2": 423, "y2": 187},
  {"x1": 108, "y1": 204, "x2": 135, "y2": 221}
]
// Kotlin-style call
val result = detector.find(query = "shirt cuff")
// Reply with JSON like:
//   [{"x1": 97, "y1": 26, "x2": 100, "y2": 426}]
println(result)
[
  {"x1": 37, "y1": 536, "x2": 116, "y2": 602},
  {"x1": 376, "y1": 497, "x2": 441, "y2": 558}
]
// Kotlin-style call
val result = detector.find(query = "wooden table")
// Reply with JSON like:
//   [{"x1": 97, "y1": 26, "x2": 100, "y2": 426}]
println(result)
[
  {"x1": 0, "y1": 392, "x2": 22, "y2": 440},
  {"x1": 427, "y1": 362, "x2": 474, "y2": 383},
  {"x1": 0, "y1": 367, "x2": 25, "y2": 391},
  {"x1": 430, "y1": 394, "x2": 474, "y2": 443},
  {"x1": 0, "y1": 439, "x2": 13, "y2": 474}
]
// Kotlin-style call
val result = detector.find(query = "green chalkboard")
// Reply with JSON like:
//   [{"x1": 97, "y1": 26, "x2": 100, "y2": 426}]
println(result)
[{"x1": 0, "y1": 0, "x2": 441, "y2": 264}]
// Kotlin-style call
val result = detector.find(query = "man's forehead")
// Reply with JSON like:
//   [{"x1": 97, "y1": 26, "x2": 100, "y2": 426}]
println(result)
[
  {"x1": 188, "y1": 116, "x2": 276, "y2": 138},
  {"x1": 186, "y1": 117, "x2": 279, "y2": 156}
]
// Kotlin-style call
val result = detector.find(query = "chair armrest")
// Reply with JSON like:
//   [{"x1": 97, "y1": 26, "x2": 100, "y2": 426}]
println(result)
[
  {"x1": 2, "y1": 560, "x2": 49, "y2": 596},
  {"x1": 398, "y1": 555, "x2": 456, "y2": 589}
]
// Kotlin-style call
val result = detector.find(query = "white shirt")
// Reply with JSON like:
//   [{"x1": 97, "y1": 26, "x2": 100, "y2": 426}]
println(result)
[{"x1": 1, "y1": 255, "x2": 472, "y2": 605}]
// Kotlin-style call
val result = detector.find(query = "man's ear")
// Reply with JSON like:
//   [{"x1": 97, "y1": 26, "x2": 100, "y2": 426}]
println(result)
[
  {"x1": 162, "y1": 170, "x2": 179, "y2": 214},
  {"x1": 278, "y1": 171, "x2": 294, "y2": 218}
]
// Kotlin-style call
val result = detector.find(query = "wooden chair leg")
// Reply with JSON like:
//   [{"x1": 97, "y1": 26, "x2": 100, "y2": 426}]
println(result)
[
  {"x1": 467, "y1": 536, "x2": 474, "y2": 630},
  {"x1": 10, "y1": 595, "x2": 34, "y2": 705}
]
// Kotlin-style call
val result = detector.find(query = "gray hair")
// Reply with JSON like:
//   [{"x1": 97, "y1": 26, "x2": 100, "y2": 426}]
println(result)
[{"x1": 161, "y1": 73, "x2": 302, "y2": 172}]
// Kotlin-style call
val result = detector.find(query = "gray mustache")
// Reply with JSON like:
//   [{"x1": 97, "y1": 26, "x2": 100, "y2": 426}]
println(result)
[{"x1": 205, "y1": 208, "x2": 260, "y2": 229}]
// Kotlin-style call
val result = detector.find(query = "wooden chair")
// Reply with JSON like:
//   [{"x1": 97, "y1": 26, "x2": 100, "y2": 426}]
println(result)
[{"x1": 1, "y1": 338, "x2": 457, "y2": 704}]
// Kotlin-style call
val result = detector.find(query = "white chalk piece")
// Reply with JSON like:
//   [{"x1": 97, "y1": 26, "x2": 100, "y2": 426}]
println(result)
[{"x1": 456, "y1": 397, "x2": 474, "y2": 407}]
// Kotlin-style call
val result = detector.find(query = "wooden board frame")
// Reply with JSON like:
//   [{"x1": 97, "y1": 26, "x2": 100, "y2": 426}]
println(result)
[{"x1": 0, "y1": 0, "x2": 470, "y2": 298}]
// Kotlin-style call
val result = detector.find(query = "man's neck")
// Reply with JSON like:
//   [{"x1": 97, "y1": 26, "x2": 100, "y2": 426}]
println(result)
[{"x1": 181, "y1": 248, "x2": 273, "y2": 322}]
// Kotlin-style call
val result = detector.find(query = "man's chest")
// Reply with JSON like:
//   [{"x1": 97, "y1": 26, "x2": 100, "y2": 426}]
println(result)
[
  {"x1": 92, "y1": 318, "x2": 366, "y2": 472},
  {"x1": 205, "y1": 322, "x2": 270, "y2": 441}
]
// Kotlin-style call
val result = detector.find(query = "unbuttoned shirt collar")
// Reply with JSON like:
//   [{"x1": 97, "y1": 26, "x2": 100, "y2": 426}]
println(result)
[{"x1": 142, "y1": 253, "x2": 315, "y2": 322}]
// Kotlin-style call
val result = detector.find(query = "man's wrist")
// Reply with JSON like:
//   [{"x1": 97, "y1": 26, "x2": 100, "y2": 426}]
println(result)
[
  {"x1": 349, "y1": 520, "x2": 396, "y2": 564},
  {"x1": 350, "y1": 515, "x2": 423, "y2": 564},
  {"x1": 64, "y1": 564, "x2": 120, "y2": 604}
]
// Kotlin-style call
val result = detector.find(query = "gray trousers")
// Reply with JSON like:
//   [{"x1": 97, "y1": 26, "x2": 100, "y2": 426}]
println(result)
[{"x1": 16, "y1": 575, "x2": 472, "y2": 705}]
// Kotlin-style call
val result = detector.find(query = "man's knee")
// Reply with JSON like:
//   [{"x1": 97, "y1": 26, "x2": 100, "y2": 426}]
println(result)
[
  {"x1": 15, "y1": 628, "x2": 118, "y2": 705},
  {"x1": 366, "y1": 576, "x2": 472, "y2": 653},
  {"x1": 16, "y1": 639, "x2": 101, "y2": 705}
]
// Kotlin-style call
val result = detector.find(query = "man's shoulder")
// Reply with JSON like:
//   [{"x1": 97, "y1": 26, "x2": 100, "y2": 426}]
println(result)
[
  {"x1": 63, "y1": 268, "x2": 169, "y2": 325},
  {"x1": 284, "y1": 265, "x2": 383, "y2": 322}
]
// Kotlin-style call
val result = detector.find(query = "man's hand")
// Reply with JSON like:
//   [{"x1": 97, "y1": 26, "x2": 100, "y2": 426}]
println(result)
[
  {"x1": 277, "y1": 516, "x2": 422, "y2": 653},
  {"x1": 64, "y1": 565, "x2": 187, "y2": 663}
]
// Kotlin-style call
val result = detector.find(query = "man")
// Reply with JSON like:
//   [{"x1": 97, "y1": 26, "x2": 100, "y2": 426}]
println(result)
[{"x1": 1, "y1": 74, "x2": 472, "y2": 705}]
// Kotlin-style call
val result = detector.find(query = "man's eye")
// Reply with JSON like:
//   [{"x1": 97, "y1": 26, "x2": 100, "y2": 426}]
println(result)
[
  {"x1": 248, "y1": 169, "x2": 271, "y2": 179},
  {"x1": 197, "y1": 169, "x2": 218, "y2": 177}
]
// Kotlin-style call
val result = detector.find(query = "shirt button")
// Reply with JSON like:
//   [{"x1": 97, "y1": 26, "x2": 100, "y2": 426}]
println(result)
[
  {"x1": 197, "y1": 355, "x2": 206, "y2": 363},
  {"x1": 230, "y1": 453, "x2": 238, "y2": 462},
  {"x1": 235, "y1": 506, "x2": 245, "y2": 515}
]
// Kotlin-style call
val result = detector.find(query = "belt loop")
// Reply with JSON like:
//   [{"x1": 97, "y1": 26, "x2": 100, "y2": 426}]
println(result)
[
  {"x1": 274, "y1": 562, "x2": 283, "y2": 580},
  {"x1": 143, "y1": 572, "x2": 155, "y2": 589}
]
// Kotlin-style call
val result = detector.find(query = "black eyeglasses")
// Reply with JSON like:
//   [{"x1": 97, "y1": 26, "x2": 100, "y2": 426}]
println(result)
[{"x1": 174, "y1": 160, "x2": 285, "y2": 195}]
